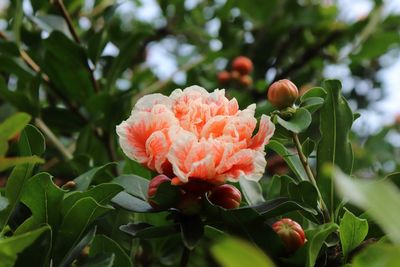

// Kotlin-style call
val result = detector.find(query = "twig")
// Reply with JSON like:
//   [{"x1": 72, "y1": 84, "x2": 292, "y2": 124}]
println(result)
[
  {"x1": 179, "y1": 247, "x2": 190, "y2": 267},
  {"x1": 35, "y1": 118, "x2": 73, "y2": 160},
  {"x1": 53, "y1": 0, "x2": 100, "y2": 93},
  {"x1": 132, "y1": 56, "x2": 205, "y2": 105},
  {"x1": 53, "y1": 0, "x2": 81, "y2": 44},
  {"x1": 292, "y1": 133, "x2": 330, "y2": 222}
]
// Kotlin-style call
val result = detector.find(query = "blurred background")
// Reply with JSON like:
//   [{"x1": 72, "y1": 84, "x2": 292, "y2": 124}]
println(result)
[{"x1": 0, "y1": 0, "x2": 400, "y2": 184}]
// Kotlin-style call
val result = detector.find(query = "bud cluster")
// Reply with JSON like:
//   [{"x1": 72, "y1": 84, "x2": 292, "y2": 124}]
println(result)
[
  {"x1": 218, "y1": 56, "x2": 253, "y2": 88},
  {"x1": 147, "y1": 175, "x2": 242, "y2": 215}
]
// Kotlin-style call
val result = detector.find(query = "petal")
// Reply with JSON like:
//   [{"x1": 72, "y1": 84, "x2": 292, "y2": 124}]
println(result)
[
  {"x1": 249, "y1": 115, "x2": 275, "y2": 150},
  {"x1": 134, "y1": 93, "x2": 172, "y2": 112},
  {"x1": 145, "y1": 131, "x2": 169, "y2": 173}
]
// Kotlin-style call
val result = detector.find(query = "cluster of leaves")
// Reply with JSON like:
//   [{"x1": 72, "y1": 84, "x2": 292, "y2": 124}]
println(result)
[{"x1": 1, "y1": 0, "x2": 400, "y2": 267}]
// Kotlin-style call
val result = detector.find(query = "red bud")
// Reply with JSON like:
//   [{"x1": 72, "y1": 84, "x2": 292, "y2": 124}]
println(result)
[
  {"x1": 267, "y1": 79, "x2": 299, "y2": 109},
  {"x1": 239, "y1": 75, "x2": 253, "y2": 87},
  {"x1": 148, "y1": 175, "x2": 171, "y2": 208},
  {"x1": 218, "y1": 71, "x2": 231, "y2": 85},
  {"x1": 272, "y1": 218, "x2": 306, "y2": 253},
  {"x1": 232, "y1": 56, "x2": 253, "y2": 75},
  {"x1": 208, "y1": 184, "x2": 241, "y2": 209}
]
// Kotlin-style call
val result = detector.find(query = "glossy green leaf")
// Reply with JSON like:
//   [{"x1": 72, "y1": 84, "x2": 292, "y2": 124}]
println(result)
[
  {"x1": 54, "y1": 197, "x2": 113, "y2": 264},
  {"x1": 0, "y1": 125, "x2": 44, "y2": 231},
  {"x1": 306, "y1": 223, "x2": 339, "y2": 267},
  {"x1": 180, "y1": 215, "x2": 204, "y2": 250},
  {"x1": 61, "y1": 183, "x2": 123, "y2": 215},
  {"x1": 300, "y1": 97, "x2": 325, "y2": 113},
  {"x1": 113, "y1": 174, "x2": 149, "y2": 200},
  {"x1": 73, "y1": 163, "x2": 116, "y2": 191},
  {"x1": 268, "y1": 140, "x2": 308, "y2": 181},
  {"x1": 317, "y1": 80, "x2": 353, "y2": 216},
  {"x1": 276, "y1": 108, "x2": 312, "y2": 133},
  {"x1": 82, "y1": 254, "x2": 115, "y2": 267},
  {"x1": 0, "y1": 196, "x2": 8, "y2": 212},
  {"x1": 333, "y1": 167, "x2": 400, "y2": 244},
  {"x1": 89, "y1": 235, "x2": 133, "y2": 267},
  {"x1": 16, "y1": 173, "x2": 65, "y2": 234},
  {"x1": 0, "y1": 112, "x2": 31, "y2": 141},
  {"x1": 302, "y1": 138, "x2": 315, "y2": 158},
  {"x1": 29, "y1": 14, "x2": 70, "y2": 36},
  {"x1": 351, "y1": 243, "x2": 400, "y2": 267},
  {"x1": 111, "y1": 191, "x2": 154, "y2": 213},
  {"x1": 340, "y1": 209, "x2": 368, "y2": 260},
  {"x1": 239, "y1": 177, "x2": 265, "y2": 205},
  {"x1": 0, "y1": 156, "x2": 44, "y2": 172},
  {"x1": 211, "y1": 237, "x2": 276, "y2": 267},
  {"x1": 0, "y1": 225, "x2": 51, "y2": 267},
  {"x1": 300, "y1": 87, "x2": 327, "y2": 101},
  {"x1": 59, "y1": 226, "x2": 97, "y2": 267},
  {"x1": 0, "y1": 79, "x2": 37, "y2": 115},
  {"x1": 120, "y1": 223, "x2": 179, "y2": 239},
  {"x1": 149, "y1": 182, "x2": 181, "y2": 209},
  {"x1": 43, "y1": 31, "x2": 94, "y2": 103}
]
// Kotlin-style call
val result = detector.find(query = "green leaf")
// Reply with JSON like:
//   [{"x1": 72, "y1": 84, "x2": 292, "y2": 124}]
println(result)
[
  {"x1": 54, "y1": 197, "x2": 113, "y2": 264},
  {"x1": 300, "y1": 97, "x2": 325, "y2": 113},
  {"x1": 29, "y1": 14, "x2": 70, "y2": 37},
  {"x1": 339, "y1": 209, "x2": 368, "y2": 260},
  {"x1": 73, "y1": 163, "x2": 116, "y2": 191},
  {"x1": 15, "y1": 173, "x2": 65, "y2": 234},
  {"x1": 149, "y1": 182, "x2": 181, "y2": 209},
  {"x1": 211, "y1": 237, "x2": 276, "y2": 267},
  {"x1": 300, "y1": 87, "x2": 327, "y2": 101},
  {"x1": 239, "y1": 177, "x2": 265, "y2": 205},
  {"x1": 113, "y1": 174, "x2": 149, "y2": 200},
  {"x1": 180, "y1": 215, "x2": 204, "y2": 250},
  {"x1": 333, "y1": 167, "x2": 400, "y2": 244},
  {"x1": 0, "y1": 225, "x2": 51, "y2": 267},
  {"x1": 111, "y1": 191, "x2": 154, "y2": 213},
  {"x1": 306, "y1": 222, "x2": 339, "y2": 267},
  {"x1": 59, "y1": 226, "x2": 97, "y2": 267},
  {"x1": 267, "y1": 140, "x2": 308, "y2": 181},
  {"x1": 61, "y1": 183, "x2": 123, "y2": 215},
  {"x1": 301, "y1": 138, "x2": 315, "y2": 158},
  {"x1": 288, "y1": 181, "x2": 319, "y2": 210},
  {"x1": 120, "y1": 223, "x2": 179, "y2": 239},
  {"x1": 0, "y1": 156, "x2": 44, "y2": 172},
  {"x1": 276, "y1": 108, "x2": 312, "y2": 133},
  {"x1": 252, "y1": 197, "x2": 318, "y2": 218},
  {"x1": 0, "y1": 196, "x2": 8, "y2": 212},
  {"x1": 317, "y1": 80, "x2": 353, "y2": 216},
  {"x1": 0, "y1": 112, "x2": 31, "y2": 142},
  {"x1": 89, "y1": 235, "x2": 133, "y2": 267},
  {"x1": 43, "y1": 31, "x2": 94, "y2": 103},
  {"x1": 351, "y1": 243, "x2": 400, "y2": 267},
  {"x1": 0, "y1": 125, "x2": 44, "y2": 231},
  {"x1": 82, "y1": 254, "x2": 115, "y2": 267}
]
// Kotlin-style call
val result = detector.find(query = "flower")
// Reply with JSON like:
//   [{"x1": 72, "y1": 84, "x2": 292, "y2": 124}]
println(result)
[{"x1": 117, "y1": 85, "x2": 275, "y2": 184}]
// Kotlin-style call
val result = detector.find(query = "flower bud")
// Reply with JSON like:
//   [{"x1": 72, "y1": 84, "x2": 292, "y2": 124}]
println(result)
[
  {"x1": 232, "y1": 56, "x2": 253, "y2": 75},
  {"x1": 230, "y1": 70, "x2": 241, "y2": 81},
  {"x1": 177, "y1": 193, "x2": 203, "y2": 215},
  {"x1": 148, "y1": 174, "x2": 171, "y2": 208},
  {"x1": 62, "y1": 181, "x2": 76, "y2": 189},
  {"x1": 267, "y1": 79, "x2": 299, "y2": 109},
  {"x1": 9, "y1": 133, "x2": 20, "y2": 143},
  {"x1": 272, "y1": 218, "x2": 306, "y2": 253},
  {"x1": 218, "y1": 71, "x2": 231, "y2": 85},
  {"x1": 239, "y1": 75, "x2": 253, "y2": 87},
  {"x1": 208, "y1": 184, "x2": 241, "y2": 209}
]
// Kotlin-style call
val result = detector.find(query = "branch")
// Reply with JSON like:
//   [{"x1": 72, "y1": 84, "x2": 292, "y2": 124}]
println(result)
[
  {"x1": 35, "y1": 118, "x2": 73, "y2": 160},
  {"x1": 292, "y1": 133, "x2": 330, "y2": 222},
  {"x1": 274, "y1": 30, "x2": 342, "y2": 81},
  {"x1": 53, "y1": 0, "x2": 100, "y2": 93}
]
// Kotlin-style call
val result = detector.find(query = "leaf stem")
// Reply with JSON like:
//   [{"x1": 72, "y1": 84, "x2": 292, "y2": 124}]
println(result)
[
  {"x1": 179, "y1": 247, "x2": 191, "y2": 267},
  {"x1": 292, "y1": 133, "x2": 330, "y2": 222}
]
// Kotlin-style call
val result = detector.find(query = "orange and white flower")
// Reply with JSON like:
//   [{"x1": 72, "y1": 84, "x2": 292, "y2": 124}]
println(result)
[{"x1": 116, "y1": 85, "x2": 275, "y2": 184}]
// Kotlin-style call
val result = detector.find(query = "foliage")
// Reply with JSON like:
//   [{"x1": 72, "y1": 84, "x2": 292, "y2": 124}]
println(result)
[{"x1": 0, "y1": 0, "x2": 400, "y2": 267}]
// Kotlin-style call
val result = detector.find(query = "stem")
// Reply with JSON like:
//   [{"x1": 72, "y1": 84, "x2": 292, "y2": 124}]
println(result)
[
  {"x1": 35, "y1": 118, "x2": 73, "y2": 160},
  {"x1": 292, "y1": 133, "x2": 330, "y2": 222},
  {"x1": 179, "y1": 247, "x2": 190, "y2": 267}
]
